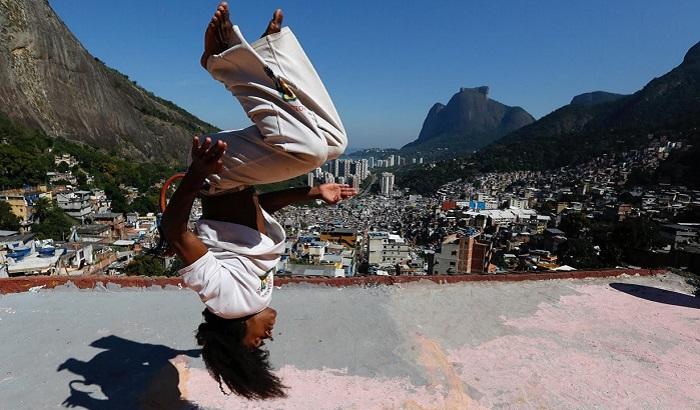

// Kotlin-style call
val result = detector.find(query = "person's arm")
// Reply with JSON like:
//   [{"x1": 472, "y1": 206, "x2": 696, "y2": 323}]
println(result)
[
  {"x1": 160, "y1": 137, "x2": 227, "y2": 266},
  {"x1": 258, "y1": 183, "x2": 358, "y2": 214}
]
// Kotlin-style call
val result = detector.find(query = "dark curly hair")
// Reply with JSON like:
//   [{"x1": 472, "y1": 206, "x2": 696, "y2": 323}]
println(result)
[{"x1": 195, "y1": 309, "x2": 287, "y2": 400}]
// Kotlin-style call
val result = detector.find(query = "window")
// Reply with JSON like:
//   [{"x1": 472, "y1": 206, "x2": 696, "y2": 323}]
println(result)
[
  {"x1": 449, "y1": 262, "x2": 456, "y2": 266},
  {"x1": 451, "y1": 251, "x2": 457, "y2": 256}
]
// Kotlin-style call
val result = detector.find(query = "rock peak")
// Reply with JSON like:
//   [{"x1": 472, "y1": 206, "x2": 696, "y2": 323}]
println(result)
[
  {"x1": 404, "y1": 86, "x2": 533, "y2": 152},
  {"x1": 460, "y1": 86, "x2": 490, "y2": 97},
  {"x1": 683, "y1": 41, "x2": 700, "y2": 65}
]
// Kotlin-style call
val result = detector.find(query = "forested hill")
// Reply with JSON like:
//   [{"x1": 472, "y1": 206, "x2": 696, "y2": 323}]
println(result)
[
  {"x1": 0, "y1": 0, "x2": 218, "y2": 163},
  {"x1": 395, "y1": 41, "x2": 700, "y2": 194},
  {"x1": 478, "y1": 41, "x2": 700, "y2": 171},
  {"x1": 0, "y1": 112, "x2": 174, "y2": 205},
  {"x1": 569, "y1": 91, "x2": 627, "y2": 106}
]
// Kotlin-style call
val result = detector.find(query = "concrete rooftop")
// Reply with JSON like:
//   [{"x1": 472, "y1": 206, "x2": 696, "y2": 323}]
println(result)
[{"x1": 1, "y1": 273, "x2": 699, "y2": 409}]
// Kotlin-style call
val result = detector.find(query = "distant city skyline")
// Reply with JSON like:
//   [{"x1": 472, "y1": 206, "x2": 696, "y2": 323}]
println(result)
[{"x1": 52, "y1": 0, "x2": 700, "y2": 149}]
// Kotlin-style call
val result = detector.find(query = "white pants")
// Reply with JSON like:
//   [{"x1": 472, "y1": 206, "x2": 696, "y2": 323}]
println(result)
[{"x1": 198, "y1": 26, "x2": 347, "y2": 194}]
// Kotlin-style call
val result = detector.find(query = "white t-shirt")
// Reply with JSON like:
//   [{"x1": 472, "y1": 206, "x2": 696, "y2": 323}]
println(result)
[{"x1": 179, "y1": 208, "x2": 286, "y2": 319}]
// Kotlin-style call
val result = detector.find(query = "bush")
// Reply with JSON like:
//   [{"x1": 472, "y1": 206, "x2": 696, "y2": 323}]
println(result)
[
  {"x1": 31, "y1": 198, "x2": 77, "y2": 241},
  {"x1": 125, "y1": 254, "x2": 166, "y2": 277},
  {"x1": 0, "y1": 200, "x2": 20, "y2": 231}
]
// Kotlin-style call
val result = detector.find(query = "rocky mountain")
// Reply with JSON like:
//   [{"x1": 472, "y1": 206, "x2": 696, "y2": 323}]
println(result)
[
  {"x1": 570, "y1": 91, "x2": 627, "y2": 106},
  {"x1": 0, "y1": 0, "x2": 217, "y2": 163},
  {"x1": 402, "y1": 86, "x2": 534, "y2": 155},
  {"x1": 480, "y1": 41, "x2": 700, "y2": 171}
]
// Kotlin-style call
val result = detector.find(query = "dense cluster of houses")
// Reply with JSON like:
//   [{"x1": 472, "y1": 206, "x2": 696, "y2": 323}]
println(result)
[
  {"x1": 3, "y1": 140, "x2": 697, "y2": 278},
  {"x1": 0, "y1": 156, "x2": 160, "y2": 277},
  {"x1": 276, "y1": 139, "x2": 698, "y2": 276}
]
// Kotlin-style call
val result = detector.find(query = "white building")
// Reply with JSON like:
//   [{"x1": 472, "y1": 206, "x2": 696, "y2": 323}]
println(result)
[
  {"x1": 464, "y1": 208, "x2": 540, "y2": 227},
  {"x1": 485, "y1": 200, "x2": 500, "y2": 210},
  {"x1": 348, "y1": 175, "x2": 360, "y2": 189},
  {"x1": 328, "y1": 159, "x2": 340, "y2": 177},
  {"x1": 307, "y1": 244, "x2": 325, "y2": 263},
  {"x1": 54, "y1": 154, "x2": 79, "y2": 168},
  {"x1": 4, "y1": 238, "x2": 67, "y2": 276},
  {"x1": 508, "y1": 197, "x2": 529, "y2": 209},
  {"x1": 380, "y1": 172, "x2": 395, "y2": 196},
  {"x1": 46, "y1": 171, "x2": 77, "y2": 185},
  {"x1": 340, "y1": 159, "x2": 352, "y2": 177},
  {"x1": 358, "y1": 159, "x2": 369, "y2": 180},
  {"x1": 89, "y1": 189, "x2": 111, "y2": 214},
  {"x1": 56, "y1": 191, "x2": 92, "y2": 219},
  {"x1": 367, "y1": 232, "x2": 411, "y2": 267},
  {"x1": 433, "y1": 233, "x2": 492, "y2": 275}
]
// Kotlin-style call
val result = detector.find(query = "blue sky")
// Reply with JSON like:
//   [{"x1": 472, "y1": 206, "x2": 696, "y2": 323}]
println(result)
[{"x1": 51, "y1": 0, "x2": 700, "y2": 149}]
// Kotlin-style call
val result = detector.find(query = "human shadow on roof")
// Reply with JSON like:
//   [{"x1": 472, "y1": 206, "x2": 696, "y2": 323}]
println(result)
[
  {"x1": 57, "y1": 335, "x2": 201, "y2": 409},
  {"x1": 609, "y1": 283, "x2": 700, "y2": 309}
]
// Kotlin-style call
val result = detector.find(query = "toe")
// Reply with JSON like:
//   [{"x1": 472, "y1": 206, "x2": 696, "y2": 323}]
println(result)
[
  {"x1": 261, "y1": 9, "x2": 284, "y2": 37},
  {"x1": 273, "y1": 9, "x2": 283, "y2": 23}
]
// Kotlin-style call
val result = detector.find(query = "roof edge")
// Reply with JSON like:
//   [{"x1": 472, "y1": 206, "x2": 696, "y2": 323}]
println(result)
[{"x1": 0, "y1": 269, "x2": 666, "y2": 295}]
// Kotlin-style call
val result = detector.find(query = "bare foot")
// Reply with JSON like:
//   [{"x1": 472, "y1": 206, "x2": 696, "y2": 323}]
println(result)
[
  {"x1": 200, "y1": 2, "x2": 236, "y2": 69},
  {"x1": 261, "y1": 9, "x2": 284, "y2": 38}
]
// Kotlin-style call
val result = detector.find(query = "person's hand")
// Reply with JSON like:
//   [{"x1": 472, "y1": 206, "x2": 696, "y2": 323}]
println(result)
[
  {"x1": 316, "y1": 183, "x2": 358, "y2": 205},
  {"x1": 189, "y1": 136, "x2": 227, "y2": 178}
]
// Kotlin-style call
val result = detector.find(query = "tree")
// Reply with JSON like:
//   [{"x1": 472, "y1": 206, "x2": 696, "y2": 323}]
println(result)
[
  {"x1": 625, "y1": 168, "x2": 654, "y2": 187},
  {"x1": 76, "y1": 171, "x2": 89, "y2": 188},
  {"x1": 558, "y1": 212, "x2": 590, "y2": 239},
  {"x1": 105, "y1": 184, "x2": 128, "y2": 214},
  {"x1": 130, "y1": 192, "x2": 159, "y2": 215},
  {"x1": 0, "y1": 200, "x2": 20, "y2": 231},
  {"x1": 125, "y1": 254, "x2": 166, "y2": 277},
  {"x1": 557, "y1": 237, "x2": 603, "y2": 269},
  {"x1": 32, "y1": 197, "x2": 51, "y2": 224},
  {"x1": 0, "y1": 113, "x2": 178, "y2": 194},
  {"x1": 56, "y1": 161, "x2": 70, "y2": 173},
  {"x1": 166, "y1": 257, "x2": 185, "y2": 276},
  {"x1": 31, "y1": 198, "x2": 76, "y2": 241},
  {"x1": 611, "y1": 217, "x2": 660, "y2": 254}
]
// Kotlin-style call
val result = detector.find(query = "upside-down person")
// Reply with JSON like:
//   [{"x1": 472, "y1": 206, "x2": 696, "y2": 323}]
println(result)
[{"x1": 159, "y1": 2, "x2": 355, "y2": 400}]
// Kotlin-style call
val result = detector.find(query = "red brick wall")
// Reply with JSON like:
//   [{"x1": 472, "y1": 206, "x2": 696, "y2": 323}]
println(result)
[
  {"x1": 0, "y1": 269, "x2": 666, "y2": 294},
  {"x1": 471, "y1": 242, "x2": 489, "y2": 273}
]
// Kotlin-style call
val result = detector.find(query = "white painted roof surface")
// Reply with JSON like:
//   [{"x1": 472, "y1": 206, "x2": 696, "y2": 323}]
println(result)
[{"x1": 0, "y1": 274, "x2": 698, "y2": 409}]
